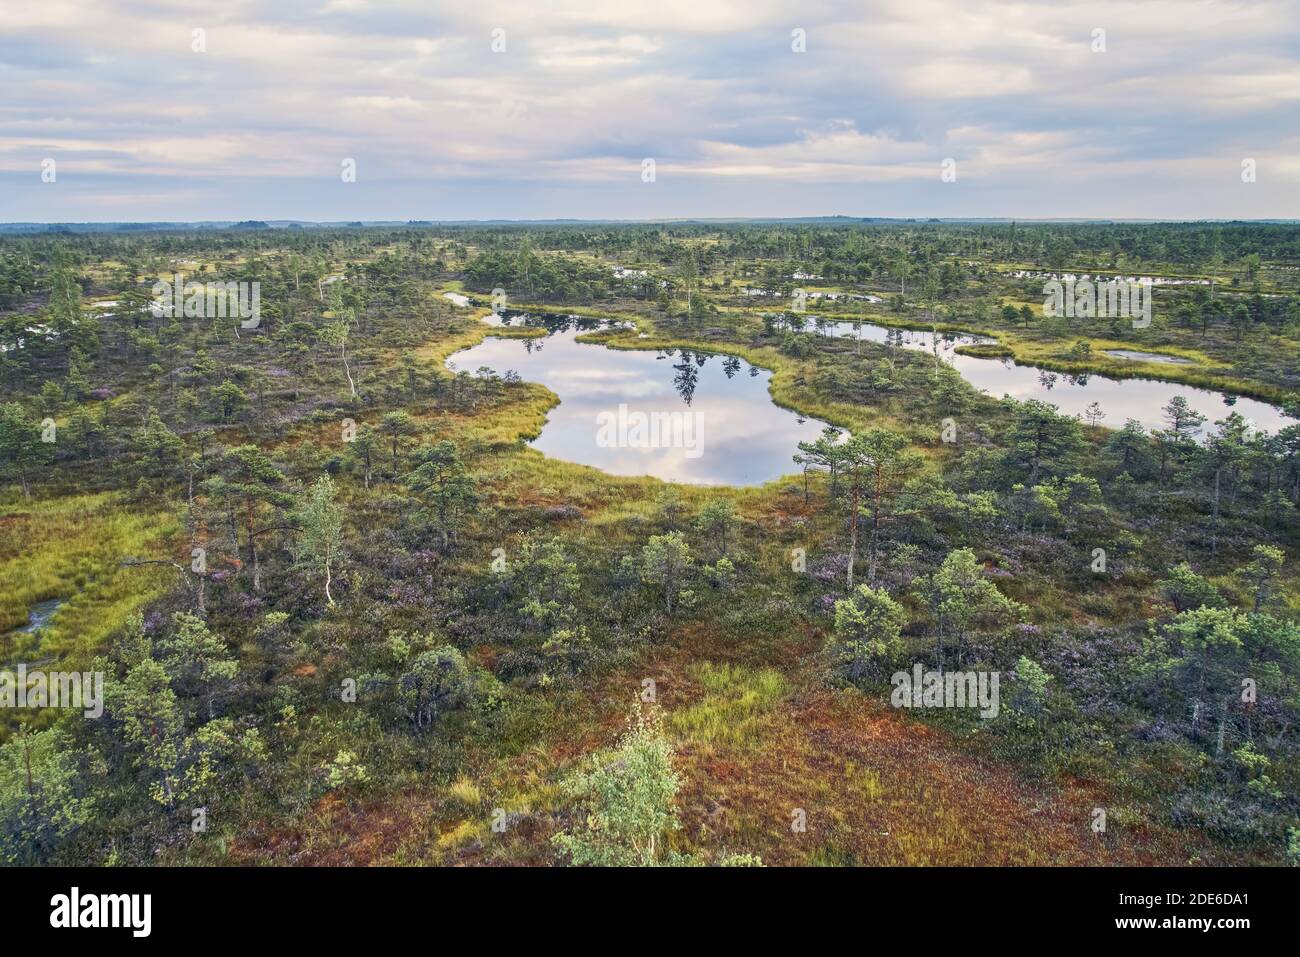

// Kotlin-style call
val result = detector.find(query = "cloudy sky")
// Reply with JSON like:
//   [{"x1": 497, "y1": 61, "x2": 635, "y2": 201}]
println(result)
[{"x1": 1, "y1": 0, "x2": 1297, "y2": 221}]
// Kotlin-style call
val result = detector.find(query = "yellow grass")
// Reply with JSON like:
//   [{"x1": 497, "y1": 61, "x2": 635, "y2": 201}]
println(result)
[{"x1": 0, "y1": 492, "x2": 179, "y2": 669}]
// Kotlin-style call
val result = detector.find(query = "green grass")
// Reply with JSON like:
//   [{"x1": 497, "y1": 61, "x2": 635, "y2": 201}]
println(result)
[
  {"x1": 977, "y1": 334, "x2": 1299, "y2": 406},
  {"x1": 669, "y1": 662, "x2": 787, "y2": 750},
  {"x1": 0, "y1": 492, "x2": 179, "y2": 675}
]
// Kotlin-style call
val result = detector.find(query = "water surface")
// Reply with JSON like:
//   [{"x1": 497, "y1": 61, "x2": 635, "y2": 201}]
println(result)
[
  {"x1": 448, "y1": 316, "x2": 834, "y2": 485},
  {"x1": 795, "y1": 318, "x2": 1290, "y2": 436},
  {"x1": 1105, "y1": 349, "x2": 1194, "y2": 365},
  {"x1": 448, "y1": 312, "x2": 1291, "y2": 486},
  {"x1": 20, "y1": 598, "x2": 64, "y2": 632},
  {"x1": 1, "y1": 597, "x2": 65, "y2": 642}
]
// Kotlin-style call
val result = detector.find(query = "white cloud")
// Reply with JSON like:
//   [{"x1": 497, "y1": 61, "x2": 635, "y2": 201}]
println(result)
[{"x1": 2, "y1": 0, "x2": 1297, "y2": 217}]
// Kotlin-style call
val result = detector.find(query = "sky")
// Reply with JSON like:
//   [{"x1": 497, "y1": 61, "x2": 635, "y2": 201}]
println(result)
[{"x1": 1, "y1": 0, "x2": 1298, "y2": 222}]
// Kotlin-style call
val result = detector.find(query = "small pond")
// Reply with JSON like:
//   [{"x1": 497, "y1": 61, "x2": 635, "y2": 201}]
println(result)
[
  {"x1": 448, "y1": 315, "x2": 835, "y2": 485},
  {"x1": 794, "y1": 318, "x2": 1290, "y2": 437}
]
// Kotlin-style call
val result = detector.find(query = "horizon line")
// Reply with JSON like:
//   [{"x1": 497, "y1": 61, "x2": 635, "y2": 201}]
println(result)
[{"x1": 5, "y1": 217, "x2": 1300, "y2": 228}]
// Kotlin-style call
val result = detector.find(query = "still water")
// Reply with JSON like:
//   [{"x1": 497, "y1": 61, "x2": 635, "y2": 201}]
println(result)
[
  {"x1": 797, "y1": 318, "x2": 1290, "y2": 437},
  {"x1": 447, "y1": 314, "x2": 1292, "y2": 486},
  {"x1": 448, "y1": 316, "x2": 833, "y2": 485}
]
